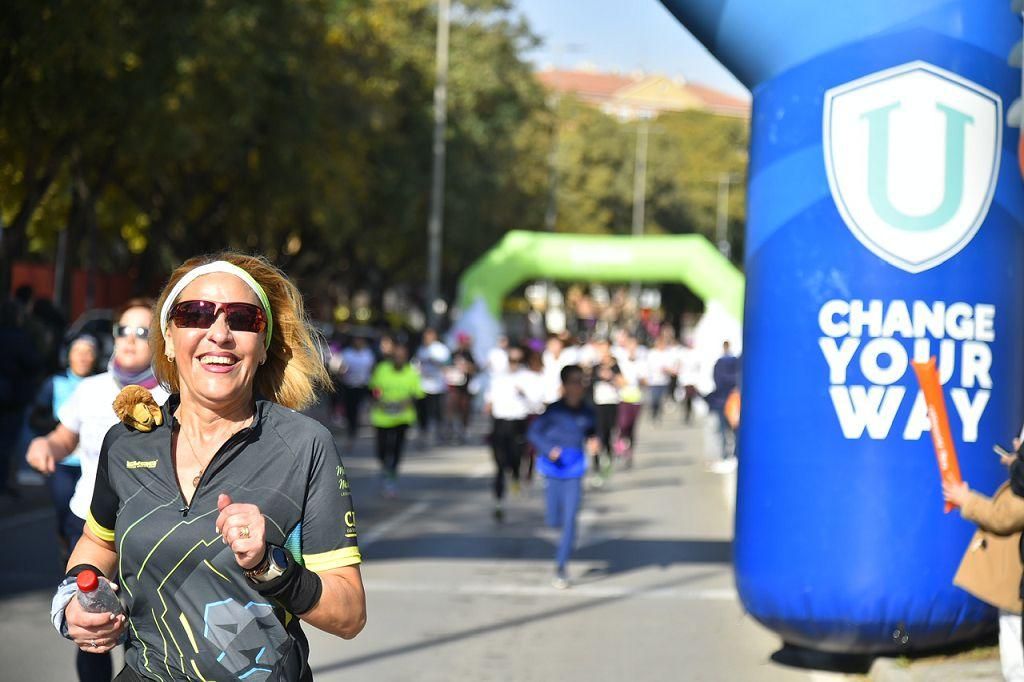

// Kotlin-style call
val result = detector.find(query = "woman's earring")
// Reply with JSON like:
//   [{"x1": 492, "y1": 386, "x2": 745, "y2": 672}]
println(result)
[{"x1": 166, "y1": 354, "x2": 175, "y2": 362}]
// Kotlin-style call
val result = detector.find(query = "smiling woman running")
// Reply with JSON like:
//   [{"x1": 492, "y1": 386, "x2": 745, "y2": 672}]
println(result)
[{"x1": 50, "y1": 253, "x2": 365, "y2": 682}]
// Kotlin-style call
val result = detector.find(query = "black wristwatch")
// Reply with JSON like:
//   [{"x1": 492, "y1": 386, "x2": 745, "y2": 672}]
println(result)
[{"x1": 244, "y1": 545, "x2": 290, "y2": 583}]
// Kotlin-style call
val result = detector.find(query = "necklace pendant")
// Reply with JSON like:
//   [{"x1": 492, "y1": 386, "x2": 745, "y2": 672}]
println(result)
[{"x1": 193, "y1": 474, "x2": 201, "y2": 487}]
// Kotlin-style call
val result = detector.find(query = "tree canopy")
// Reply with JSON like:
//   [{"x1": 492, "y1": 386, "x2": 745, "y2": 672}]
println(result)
[{"x1": 1, "y1": 0, "x2": 748, "y2": 320}]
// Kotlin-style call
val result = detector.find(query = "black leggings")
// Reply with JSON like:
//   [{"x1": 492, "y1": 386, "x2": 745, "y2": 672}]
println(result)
[
  {"x1": 491, "y1": 418, "x2": 526, "y2": 499},
  {"x1": 78, "y1": 649, "x2": 112, "y2": 682},
  {"x1": 416, "y1": 393, "x2": 444, "y2": 433},
  {"x1": 343, "y1": 385, "x2": 369, "y2": 440},
  {"x1": 594, "y1": 403, "x2": 618, "y2": 469},
  {"x1": 376, "y1": 425, "x2": 408, "y2": 477}
]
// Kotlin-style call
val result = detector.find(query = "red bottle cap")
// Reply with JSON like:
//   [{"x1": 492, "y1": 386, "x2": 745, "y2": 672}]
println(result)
[{"x1": 76, "y1": 570, "x2": 99, "y2": 592}]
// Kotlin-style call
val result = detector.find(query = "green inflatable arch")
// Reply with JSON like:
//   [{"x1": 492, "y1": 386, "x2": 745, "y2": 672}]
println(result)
[{"x1": 457, "y1": 230, "x2": 746, "y2": 320}]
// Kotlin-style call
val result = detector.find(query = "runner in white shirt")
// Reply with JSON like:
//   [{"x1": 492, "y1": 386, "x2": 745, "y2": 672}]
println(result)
[
  {"x1": 340, "y1": 336, "x2": 376, "y2": 443},
  {"x1": 589, "y1": 339, "x2": 622, "y2": 485},
  {"x1": 542, "y1": 335, "x2": 574, "y2": 405},
  {"x1": 645, "y1": 336, "x2": 678, "y2": 423},
  {"x1": 486, "y1": 335, "x2": 509, "y2": 376},
  {"x1": 676, "y1": 342, "x2": 702, "y2": 425},
  {"x1": 414, "y1": 328, "x2": 451, "y2": 445},
  {"x1": 615, "y1": 334, "x2": 645, "y2": 466},
  {"x1": 485, "y1": 346, "x2": 544, "y2": 519}
]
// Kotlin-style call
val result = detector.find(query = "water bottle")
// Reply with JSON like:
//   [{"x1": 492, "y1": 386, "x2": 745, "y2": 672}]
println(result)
[{"x1": 76, "y1": 570, "x2": 123, "y2": 615}]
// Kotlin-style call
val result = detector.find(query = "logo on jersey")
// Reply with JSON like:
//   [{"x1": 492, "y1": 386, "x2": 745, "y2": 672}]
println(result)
[
  {"x1": 126, "y1": 459, "x2": 158, "y2": 469},
  {"x1": 823, "y1": 61, "x2": 1001, "y2": 273}
]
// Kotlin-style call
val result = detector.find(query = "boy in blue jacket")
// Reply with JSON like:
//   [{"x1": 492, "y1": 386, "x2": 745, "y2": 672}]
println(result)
[{"x1": 528, "y1": 364, "x2": 598, "y2": 589}]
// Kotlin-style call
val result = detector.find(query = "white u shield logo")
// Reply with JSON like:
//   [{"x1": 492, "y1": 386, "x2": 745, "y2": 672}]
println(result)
[
  {"x1": 862, "y1": 102, "x2": 972, "y2": 232},
  {"x1": 823, "y1": 61, "x2": 1001, "y2": 273}
]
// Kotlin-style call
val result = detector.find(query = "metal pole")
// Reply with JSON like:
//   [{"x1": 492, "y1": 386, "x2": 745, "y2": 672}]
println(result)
[
  {"x1": 543, "y1": 103, "x2": 560, "y2": 232},
  {"x1": 716, "y1": 172, "x2": 732, "y2": 259},
  {"x1": 426, "y1": 0, "x2": 451, "y2": 328},
  {"x1": 630, "y1": 118, "x2": 650, "y2": 298}
]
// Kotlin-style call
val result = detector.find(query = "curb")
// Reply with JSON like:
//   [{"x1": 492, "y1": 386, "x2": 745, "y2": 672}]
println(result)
[{"x1": 869, "y1": 655, "x2": 1001, "y2": 681}]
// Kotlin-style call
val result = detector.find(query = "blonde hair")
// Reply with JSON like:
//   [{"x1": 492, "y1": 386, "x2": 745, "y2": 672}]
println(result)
[{"x1": 151, "y1": 252, "x2": 331, "y2": 411}]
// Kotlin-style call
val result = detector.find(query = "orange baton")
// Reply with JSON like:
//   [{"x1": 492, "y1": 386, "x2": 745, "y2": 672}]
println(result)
[{"x1": 911, "y1": 357, "x2": 963, "y2": 513}]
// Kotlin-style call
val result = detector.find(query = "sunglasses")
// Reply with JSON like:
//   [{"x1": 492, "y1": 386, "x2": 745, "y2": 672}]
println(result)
[
  {"x1": 169, "y1": 300, "x2": 267, "y2": 334},
  {"x1": 114, "y1": 325, "x2": 150, "y2": 340}
]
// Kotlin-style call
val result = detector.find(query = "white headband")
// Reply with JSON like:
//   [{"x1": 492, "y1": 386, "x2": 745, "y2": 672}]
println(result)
[{"x1": 159, "y1": 261, "x2": 273, "y2": 349}]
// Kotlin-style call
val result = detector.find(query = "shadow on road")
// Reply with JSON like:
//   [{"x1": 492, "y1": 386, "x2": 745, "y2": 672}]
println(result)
[
  {"x1": 364, "y1": 534, "x2": 731, "y2": 574},
  {"x1": 311, "y1": 569, "x2": 726, "y2": 676}
]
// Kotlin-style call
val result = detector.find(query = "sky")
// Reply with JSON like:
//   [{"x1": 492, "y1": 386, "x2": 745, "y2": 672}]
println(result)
[{"x1": 513, "y1": 0, "x2": 750, "y2": 99}]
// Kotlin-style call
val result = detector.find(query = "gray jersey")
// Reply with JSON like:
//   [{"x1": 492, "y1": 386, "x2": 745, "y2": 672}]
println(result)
[{"x1": 88, "y1": 395, "x2": 360, "y2": 681}]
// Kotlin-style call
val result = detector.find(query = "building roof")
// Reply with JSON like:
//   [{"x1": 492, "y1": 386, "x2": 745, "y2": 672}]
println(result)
[
  {"x1": 536, "y1": 68, "x2": 750, "y2": 118},
  {"x1": 536, "y1": 69, "x2": 636, "y2": 100},
  {"x1": 683, "y1": 83, "x2": 751, "y2": 116}
]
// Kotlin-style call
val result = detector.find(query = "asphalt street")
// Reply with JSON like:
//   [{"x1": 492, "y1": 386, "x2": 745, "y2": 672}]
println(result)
[{"x1": 0, "y1": 409, "x2": 853, "y2": 681}]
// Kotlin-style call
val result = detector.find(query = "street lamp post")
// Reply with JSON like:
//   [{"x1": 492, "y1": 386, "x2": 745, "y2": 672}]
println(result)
[
  {"x1": 426, "y1": 0, "x2": 451, "y2": 328},
  {"x1": 630, "y1": 117, "x2": 650, "y2": 298},
  {"x1": 715, "y1": 172, "x2": 738, "y2": 260}
]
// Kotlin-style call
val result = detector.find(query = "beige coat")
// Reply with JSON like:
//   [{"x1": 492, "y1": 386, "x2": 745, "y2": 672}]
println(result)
[{"x1": 954, "y1": 482, "x2": 1024, "y2": 614}]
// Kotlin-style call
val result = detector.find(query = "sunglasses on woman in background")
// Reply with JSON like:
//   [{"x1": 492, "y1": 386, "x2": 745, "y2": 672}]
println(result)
[
  {"x1": 169, "y1": 300, "x2": 267, "y2": 334},
  {"x1": 114, "y1": 325, "x2": 150, "y2": 340}
]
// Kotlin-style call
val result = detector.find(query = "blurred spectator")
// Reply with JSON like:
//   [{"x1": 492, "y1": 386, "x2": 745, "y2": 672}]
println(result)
[
  {"x1": 444, "y1": 333, "x2": 478, "y2": 444},
  {"x1": 32, "y1": 298, "x2": 67, "y2": 376},
  {"x1": 706, "y1": 341, "x2": 740, "y2": 473},
  {"x1": 28, "y1": 335, "x2": 98, "y2": 560},
  {"x1": 0, "y1": 299, "x2": 42, "y2": 496}
]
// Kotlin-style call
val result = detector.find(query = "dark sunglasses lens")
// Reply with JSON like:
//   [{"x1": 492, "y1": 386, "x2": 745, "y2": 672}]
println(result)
[
  {"x1": 224, "y1": 304, "x2": 265, "y2": 333},
  {"x1": 115, "y1": 325, "x2": 149, "y2": 339},
  {"x1": 171, "y1": 301, "x2": 217, "y2": 329}
]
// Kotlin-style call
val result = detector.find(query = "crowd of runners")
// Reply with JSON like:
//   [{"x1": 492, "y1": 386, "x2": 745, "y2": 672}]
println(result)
[{"x1": 323, "y1": 325, "x2": 742, "y2": 499}]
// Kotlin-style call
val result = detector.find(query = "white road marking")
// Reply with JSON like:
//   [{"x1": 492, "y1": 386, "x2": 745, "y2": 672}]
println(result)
[
  {"x1": 359, "y1": 501, "x2": 430, "y2": 547},
  {"x1": 363, "y1": 579, "x2": 737, "y2": 601}
]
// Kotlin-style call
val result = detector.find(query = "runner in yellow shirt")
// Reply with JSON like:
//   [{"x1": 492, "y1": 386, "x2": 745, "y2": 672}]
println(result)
[{"x1": 369, "y1": 342, "x2": 423, "y2": 497}]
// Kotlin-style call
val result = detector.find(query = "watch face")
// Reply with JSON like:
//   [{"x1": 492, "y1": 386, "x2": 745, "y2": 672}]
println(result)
[{"x1": 270, "y1": 546, "x2": 290, "y2": 568}]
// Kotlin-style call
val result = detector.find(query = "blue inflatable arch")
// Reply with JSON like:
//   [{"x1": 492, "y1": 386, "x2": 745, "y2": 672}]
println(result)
[{"x1": 660, "y1": 0, "x2": 1024, "y2": 654}]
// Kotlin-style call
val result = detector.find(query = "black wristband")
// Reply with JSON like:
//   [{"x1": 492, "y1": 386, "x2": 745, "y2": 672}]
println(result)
[
  {"x1": 65, "y1": 563, "x2": 104, "y2": 581},
  {"x1": 250, "y1": 558, "x2": 322, "y2": 616}
]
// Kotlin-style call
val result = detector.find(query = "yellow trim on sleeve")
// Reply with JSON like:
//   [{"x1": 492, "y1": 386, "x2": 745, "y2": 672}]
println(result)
[
  {"x1": 86, "y1": 509, "x2": 116, "y2": 542},
  {"x1": 302, "y1": 546, "x2": 362, "y2": 572}
]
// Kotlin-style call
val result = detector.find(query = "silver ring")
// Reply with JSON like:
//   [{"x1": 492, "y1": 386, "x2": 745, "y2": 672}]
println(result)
[{"x1": 90, "y1": 640, "x2": 97, "y2": 648}]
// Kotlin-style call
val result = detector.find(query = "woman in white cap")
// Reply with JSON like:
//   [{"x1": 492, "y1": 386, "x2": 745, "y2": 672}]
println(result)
[{"x1": 48, "y1": 252, "x2": 365, "y2": 682}]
